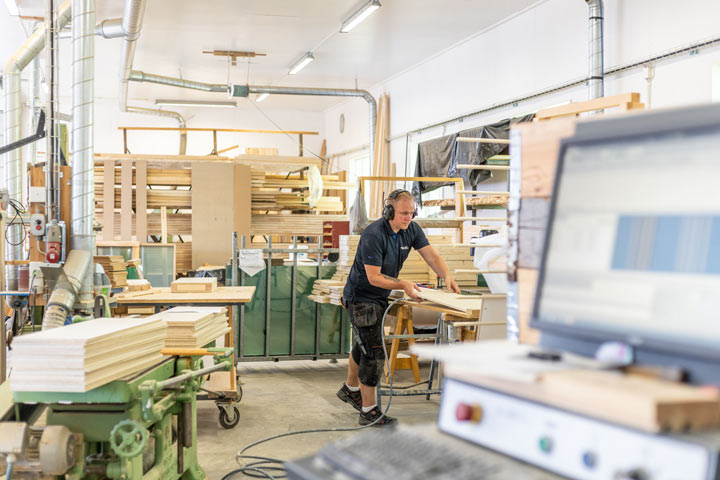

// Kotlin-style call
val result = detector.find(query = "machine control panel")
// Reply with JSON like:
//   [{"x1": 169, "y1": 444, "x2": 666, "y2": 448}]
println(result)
[
  {"x1": 438, "y1": 378, "x2": 714, "y2": 480},
  {"x1": 30, "y1": 213, "x2": 45, "y2": 237}
]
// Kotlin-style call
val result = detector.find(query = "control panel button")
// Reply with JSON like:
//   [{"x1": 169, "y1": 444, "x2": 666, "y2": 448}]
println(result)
[
  {"x1": 582, "y1": 451, "x2": 597, "y2": 469},
  {"x1": 538, "y1": 436, "x2": 553, "y2": 454},
  {"x1": 455, "y1": 403, "x2": 483, "y2": 423}
]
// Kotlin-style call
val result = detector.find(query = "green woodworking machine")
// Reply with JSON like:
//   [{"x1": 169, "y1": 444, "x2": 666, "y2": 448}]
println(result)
[{"x1": 0, "y1": 348, "x2": 232, "y2": 479}]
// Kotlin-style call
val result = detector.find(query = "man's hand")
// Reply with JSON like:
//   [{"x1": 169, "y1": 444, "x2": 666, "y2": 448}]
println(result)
[
  {"x1": 445, "y1": 276, "x2": 461, "y2": 294},
  {"x1": 400, "y1": 280, "x2": 422, "y2": 301}
]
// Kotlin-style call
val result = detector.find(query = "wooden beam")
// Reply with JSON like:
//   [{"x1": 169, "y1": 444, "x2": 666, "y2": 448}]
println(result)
[
  {"x1": 116, "y1": 126, "x2": 319, "y2": 135},
  {"x1": 458, "y1": 190, "x2": 510, "y2": 196},
  {"x1": 96, "y1": 153, "x2": 234, "y2": 164},
  {"x1": 160, "y1": 207, "x2": 168, "y2": 244},
  {"x1": 136, "y1": 160, "x2": 147, "y2": 242},
  {"x1": 457, "y1": 164, "x2": 510, "y2": 171},
  {"x1": 120, "y1": 162, "x2": 133, "y2": 240},
  {"x1": 102, "y1": 160, "x2": 114, "y2": 241},
  {"x1": 456, "y1": 138, "x2": 510, "y2": 144},
  {"x1": 536, "y1": 93, "x2": 641, "y2": 120}
]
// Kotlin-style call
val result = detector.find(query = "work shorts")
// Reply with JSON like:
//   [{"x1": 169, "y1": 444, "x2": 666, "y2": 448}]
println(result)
[{"x1": 345, "y1": 300, "x2": 387, "y2": 387}]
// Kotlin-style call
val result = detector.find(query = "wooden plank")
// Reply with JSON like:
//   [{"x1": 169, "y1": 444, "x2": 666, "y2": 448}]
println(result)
[
  {"x1": 541, "y1": 370, "x2": 720, "y2": 433},
  {"x1": 117, "y1": 126, "x2": 319, "y2": 135},
  {"x1": 234, "y1": 165, "x2": 251, "y2": 236},
  {"x1": 517, "y1": 268, "x2": 540, "y2": 345},
  {"x1": 512, "y1": 117, "x2": 576, "y2": 198},
  {"x1": 536, "y1": 93, "x2": 641, "y2": 120},
  {"x1": 192, "y1": 163, "x2": 236, "y2": 269},
  {"x1": 233, "y1": 154, "x2": 322, "y2": 170},
  {"x1": 127, "y1": 279, "x2": 151, "y2": 291},
  {"x1": 160, "y1": 207, "x2": 167, "y2": 243},
  {"x1": 245, "y1": 147, "x2": 278, "y2": 155},
  {"x1": 120, "y1": 162, "x2": 133, "y2": 240},
  {"x1": 171, "y1": 277, "x2": 217, "y2": 293},
  {"x1": 117, "y1": 286, "x2": 256, "y2": 305},
  {"x1": 456, "y1": 138, "x2": 510, "y2": 144},
  {"x1": 135, "y1": 160, "x2": 147, "y2": 242},
  {"x1": 103, "y1": 160, "x2": 114, "y2": 241},
  {"x1": 415, "y1": 288, "x2": 483, "y2": 316}
]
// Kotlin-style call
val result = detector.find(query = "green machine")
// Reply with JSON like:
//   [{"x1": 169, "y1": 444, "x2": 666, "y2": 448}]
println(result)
[{"x1": 0, "y1": 348, "x2": 233, "y2": 479}]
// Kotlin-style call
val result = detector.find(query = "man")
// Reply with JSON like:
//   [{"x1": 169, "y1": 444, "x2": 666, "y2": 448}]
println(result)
[{"x1": 336, "y1": 189, "x2": 461, "y2": 426}]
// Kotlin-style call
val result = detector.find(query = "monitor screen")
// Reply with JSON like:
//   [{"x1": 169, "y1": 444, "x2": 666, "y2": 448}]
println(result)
[{"x1": 532, "y1": 110, "x2": 720, "y2": 377}]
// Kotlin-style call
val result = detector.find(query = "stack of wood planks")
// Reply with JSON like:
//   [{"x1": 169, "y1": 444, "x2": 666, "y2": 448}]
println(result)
[
  {"x1": 10, "y1": 317, "x2": 167, "y2": 392},
  {"x1": 171, "y1": 277, "x2": 217, "y2": 293},
  {"x1": 309, "y1": 234, "x2": 477, "y2": 304},
  {"x1": 251, "y1": 170, "x2": 353, "y2": 213},
  {"x1": 153, "y1": 306, "x2": 230, "y2": 349},
  {"x1": 95, "y1": 255, "x2": 128, "y2": 287}
]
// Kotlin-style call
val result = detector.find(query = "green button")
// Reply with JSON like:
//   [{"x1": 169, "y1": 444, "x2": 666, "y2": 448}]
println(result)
[{"x1": 539, "y1": 436, "x2": 553, "y2": 453}]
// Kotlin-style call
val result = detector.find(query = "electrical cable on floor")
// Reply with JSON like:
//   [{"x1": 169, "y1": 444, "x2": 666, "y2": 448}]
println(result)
[{"x1": 223, "y1": 297, "x2": 408, "y2": 479}]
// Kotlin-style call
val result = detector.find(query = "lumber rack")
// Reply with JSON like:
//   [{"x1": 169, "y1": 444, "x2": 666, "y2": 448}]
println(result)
[
  {"x1": 118, "y1": 126, "x2": 319, "y2": 156},
  {"x1": 232, "y1": 233, "x2": 349, "y2": 363}
]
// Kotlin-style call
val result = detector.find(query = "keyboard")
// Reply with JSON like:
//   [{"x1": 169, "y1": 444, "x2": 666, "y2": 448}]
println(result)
[{"x1": 285, "y1": 426, "x2": 503, "y2": 480}]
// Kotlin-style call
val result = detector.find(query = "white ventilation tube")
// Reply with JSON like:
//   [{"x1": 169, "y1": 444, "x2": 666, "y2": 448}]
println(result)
[
  {"x1": 3, "y1": 0, "x2": 72, "y2": 290},
  {"x1": 117, "y1": 0, "x2": 187, "y2": 154},
  {"x1": 586, "y1": 0, "x2": 604, "y2": 99}
]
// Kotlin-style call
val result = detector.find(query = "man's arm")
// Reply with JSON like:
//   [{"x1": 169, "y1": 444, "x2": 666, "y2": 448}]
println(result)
[
  {"x1": 417, "y1": 245, "x2": 461, "y2": 293},
  {"x1": 364, "y1": 264, "x2": 421, "y2": 300}
]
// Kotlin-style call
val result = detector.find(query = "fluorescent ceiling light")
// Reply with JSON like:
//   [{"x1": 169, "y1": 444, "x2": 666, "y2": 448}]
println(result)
[
  {"x1": 155, "y1": 99, "x2": 236, "y2": 108},
  {"x1": 288, "y1": 52, "x2": 314, "y2": 75},
  {"x1": 255, "y1": 93, "x2": 269, "y2": 102},
  {"x1": 340, "y1": 0, "x2": 381, "y2": 33},
  {"x1": 3, "y1": 0, "x2": 18, "y2": 16}
]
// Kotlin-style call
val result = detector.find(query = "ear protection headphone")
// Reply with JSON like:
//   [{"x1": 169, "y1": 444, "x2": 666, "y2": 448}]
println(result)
[{"x1": 382, "y1": 189, "x2": 418, "y2": 221}]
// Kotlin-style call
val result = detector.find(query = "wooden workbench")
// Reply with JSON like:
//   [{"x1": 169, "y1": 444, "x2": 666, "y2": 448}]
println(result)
[{"x1": 116, "y1": 286, "x2": 255, "y2": 306}]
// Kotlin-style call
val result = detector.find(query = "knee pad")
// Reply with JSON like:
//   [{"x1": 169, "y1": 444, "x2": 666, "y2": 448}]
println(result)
[
  {"x1": 351, "y1": 342, "x2": 361, "y2": 365},
  {"x1": 358, "y1": 346, "x2": 385, "y2": 387}
]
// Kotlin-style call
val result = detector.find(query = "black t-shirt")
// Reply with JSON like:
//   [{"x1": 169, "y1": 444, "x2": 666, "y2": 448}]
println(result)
[{"x1": 342, "y1": 218, "x2": 430, "y2": 305}]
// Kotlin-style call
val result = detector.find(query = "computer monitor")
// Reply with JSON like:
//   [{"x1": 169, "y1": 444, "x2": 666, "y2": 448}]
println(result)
[{"x1": 532, "y1": 103, "x2": 720, "y2": 385}]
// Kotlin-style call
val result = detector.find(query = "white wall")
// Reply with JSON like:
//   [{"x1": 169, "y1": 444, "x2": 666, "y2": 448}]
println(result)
[{"x1": 325, "y1": 0, "x2": 720, "y2": 177}]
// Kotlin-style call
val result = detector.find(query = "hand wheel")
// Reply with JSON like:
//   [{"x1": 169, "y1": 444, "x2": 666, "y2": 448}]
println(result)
[{"x1": 110, "y1": 420, "x2": 148, "y2": 459}]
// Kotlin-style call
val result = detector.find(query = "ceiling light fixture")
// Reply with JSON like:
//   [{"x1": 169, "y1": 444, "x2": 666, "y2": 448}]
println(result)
[
  {"x1": 340, "y1": 0, "x2": 381, "y2": 33},
  {"x1": 255, "y1": 93, "x2": 269, "y2": 102},
  {"x1": 155, "y1": 99, "x2": 237, "y2": 108},
  {"x1": 3, "y1": 0, "x2": 19, "y2": 16},
  {"x1": 288, "y1": 52, "x2": 314, "y2": 75}
]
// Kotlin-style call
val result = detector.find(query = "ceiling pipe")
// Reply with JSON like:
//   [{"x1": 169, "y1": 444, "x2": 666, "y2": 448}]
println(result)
[
  {"x1": 3, "y1": 0, "x2": 72, "y2": 290},
  {"x1": 117, "y1": 0, "x2": 187, "y2": 154},
  {"x1": 127, "y1": 70, "x2": 378, "y2": 161},
  {"x1": 585, "y1": 0, "x2": 604, "y2": 100},
  {"x1": 70, "y1": 0, "x2": 96, "y2": 305},
  {"x1": 95, "y1": 18, "x2": 124, "y2": 38}
]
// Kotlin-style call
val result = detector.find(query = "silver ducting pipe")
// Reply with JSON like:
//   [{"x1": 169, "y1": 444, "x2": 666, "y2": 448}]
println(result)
[
  {"x1": 42, "y1": 250, "x2": 91, "y2": 329},
  {"x1": 95, "y1": 18, "x2": 124, "y2": 38},
  {"x1": 247, "y1": 85, "x2": 377, "y2": 162},
  {"x1": 118, "y1": 0, "x2": 187, "y2": 154},
  {"x1": 129, "y1": 70, "x2": 226, "y2": 92},
  {"x1": 586, "y1": 0, "x2": 604, "y2": 99},
  {"x1": 3, "y1": 0, "x2": 72, "y2": 290},
  {"x1": 71, "y1": 0, "x2": 96, "y2": 304}
]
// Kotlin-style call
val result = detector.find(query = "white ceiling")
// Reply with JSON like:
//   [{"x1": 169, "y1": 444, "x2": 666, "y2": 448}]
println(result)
[{"x1": 4, "y1": 0, "x2": 540, "y2": 112}]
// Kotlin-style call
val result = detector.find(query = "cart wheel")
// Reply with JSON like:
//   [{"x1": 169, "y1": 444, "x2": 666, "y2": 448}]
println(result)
[
  {"x1": 218, "y1": 406, "x2": 240, "y2": 429},
  {"x1": 237, "y1": 384, "x2": 243, "y2": 402}
]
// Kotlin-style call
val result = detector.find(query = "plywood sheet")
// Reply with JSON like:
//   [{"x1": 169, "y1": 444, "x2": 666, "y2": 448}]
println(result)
[
  {"x1": 192, "y1": 163, "x2": 250, "y2": 269},
  {"x1": 416, "y1": 288, "x2": 483, "y2": 315},
  {"x1": 117, "y1": 286, "x2": 255, "y2": 305}
]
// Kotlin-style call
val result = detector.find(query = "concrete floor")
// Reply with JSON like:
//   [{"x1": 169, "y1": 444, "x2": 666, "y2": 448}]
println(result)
[{"x1": 197, "y1": 358, "x2": 440, "y2": 479}]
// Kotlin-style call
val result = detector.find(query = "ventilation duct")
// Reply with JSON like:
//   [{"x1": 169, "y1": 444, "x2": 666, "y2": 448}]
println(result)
[
  {"x1": 127, "y1": 70, "x2": 378, "y2": 161},
  {"x1": 3, "y1": 0, "x2": 72, "y2": 290},
  {"x1": 586, "y1": 0, "x2": 604, "y2": 99},
  {"x1": 117, "y1": 0, "x2": 187, "y2": 154}
]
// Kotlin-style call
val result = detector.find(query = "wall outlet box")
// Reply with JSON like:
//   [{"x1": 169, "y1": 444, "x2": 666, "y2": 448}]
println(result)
[{"x1": 29, "y1": 186, "x2": 45, "y2": 203}]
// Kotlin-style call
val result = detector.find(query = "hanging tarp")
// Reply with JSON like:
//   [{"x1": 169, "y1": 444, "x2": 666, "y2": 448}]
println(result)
[{"x1": 411, "y1": 114, "x2": 534, "y2": 201}]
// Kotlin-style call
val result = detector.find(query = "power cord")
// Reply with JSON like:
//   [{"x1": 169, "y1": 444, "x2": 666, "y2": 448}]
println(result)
[
  {"x1": 223, "y1": 297, "x2": 408, "y2": 480},
  {"x1": 5, "y1": 199, "x2": 27, "y2": 247}
]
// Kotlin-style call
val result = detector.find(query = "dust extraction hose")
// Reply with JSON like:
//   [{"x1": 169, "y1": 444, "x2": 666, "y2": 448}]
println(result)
[{"x1": 42, "y1": 250, "x2": 91, "y2": 330}]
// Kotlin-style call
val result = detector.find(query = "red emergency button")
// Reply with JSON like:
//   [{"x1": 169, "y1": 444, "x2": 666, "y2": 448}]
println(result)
[{"x1": 455, "y1": 402, "x2": 483, "y2": 423}]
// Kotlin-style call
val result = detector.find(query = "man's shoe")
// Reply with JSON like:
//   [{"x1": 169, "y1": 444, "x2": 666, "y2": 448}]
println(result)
[
  {"x1": 359, "y1": 407, "x2": 397, "y2": 427},
  {"x1": 336, "y1": 385, "x2": 362, "y2": 412}
]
